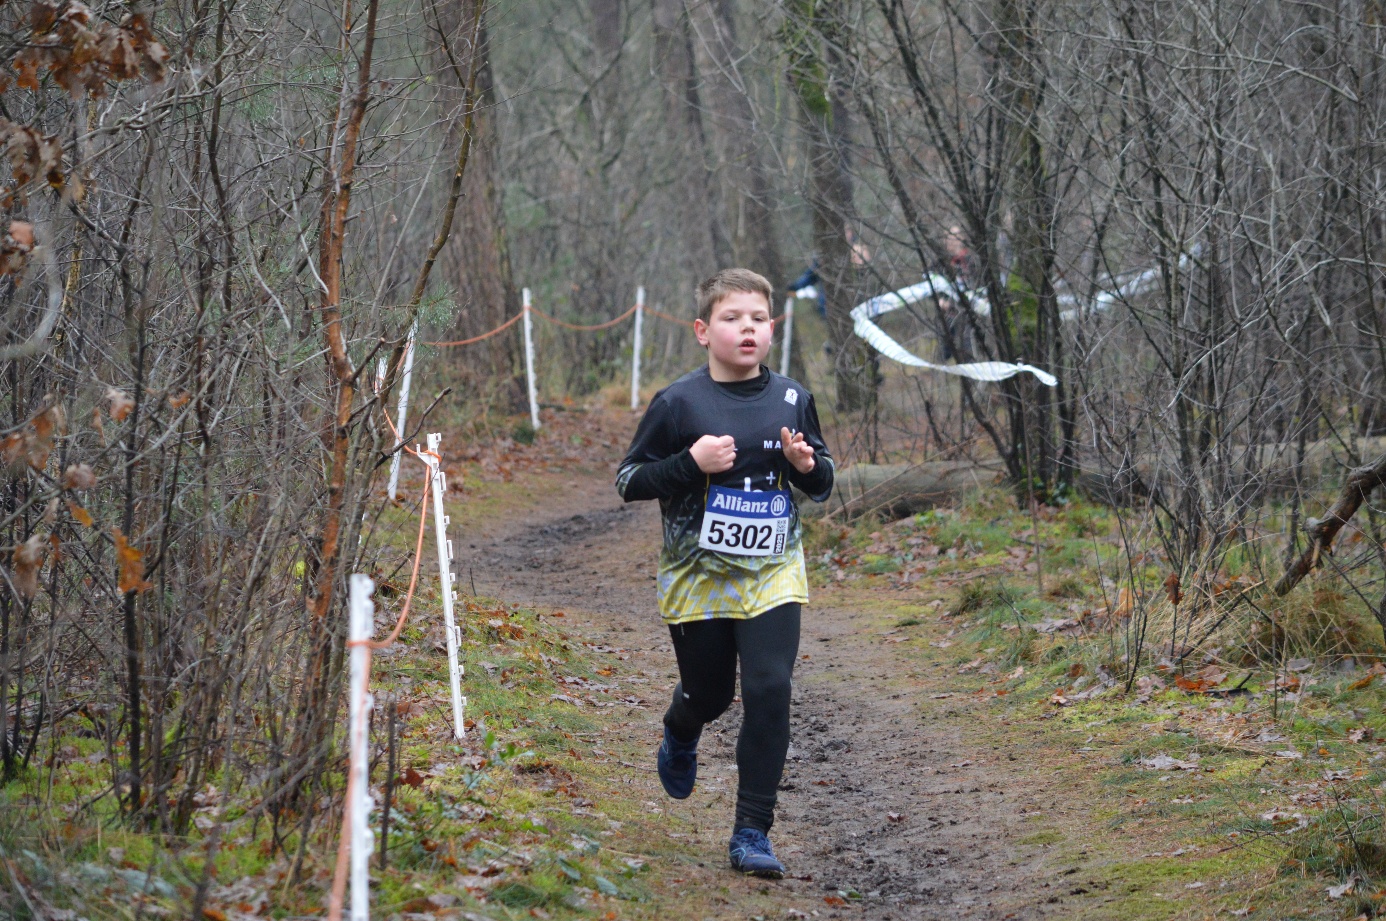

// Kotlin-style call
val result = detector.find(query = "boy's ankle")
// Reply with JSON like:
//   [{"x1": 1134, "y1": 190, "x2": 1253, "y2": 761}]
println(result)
[{"x1": 664, "y1": 722, "x2": 701, "y2": 746}]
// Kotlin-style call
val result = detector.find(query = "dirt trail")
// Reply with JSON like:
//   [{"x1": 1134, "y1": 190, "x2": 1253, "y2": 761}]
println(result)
[{"x1": 461, "y1": 436, "x2": 1062, "y2": 920}]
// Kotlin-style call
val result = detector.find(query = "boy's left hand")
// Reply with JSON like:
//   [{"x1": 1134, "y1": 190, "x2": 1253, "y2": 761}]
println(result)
[{"x1": 781, "y1": 426, "x2": 815, "y2": 474}]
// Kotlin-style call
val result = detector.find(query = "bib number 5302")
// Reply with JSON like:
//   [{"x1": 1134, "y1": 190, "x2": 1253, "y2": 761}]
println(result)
[{"x1": 699, "y1": 486, "x2": 791, "y2": 557}]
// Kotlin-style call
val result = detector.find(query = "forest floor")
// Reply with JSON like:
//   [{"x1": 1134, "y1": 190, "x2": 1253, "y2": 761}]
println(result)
[
  {"x1": 372, "y1": 398, "x2": 1380, "y2": 921},
  {"x1": 7, "y1": 398, "x2": 1383, "y2": 921}
]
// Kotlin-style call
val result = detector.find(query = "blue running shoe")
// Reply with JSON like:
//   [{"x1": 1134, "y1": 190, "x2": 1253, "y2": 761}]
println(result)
[
  {"x1": 656, "y1": 725, "x2": 699, "y2": 799},
  {"x1": 728, "y1": 827, "x2": 785, "y2": 879}
]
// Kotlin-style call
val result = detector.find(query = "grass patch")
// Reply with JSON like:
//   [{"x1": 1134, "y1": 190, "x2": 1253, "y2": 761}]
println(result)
[
  {"x1": 0, "y1": 591, "x2": 666, "y2": 921},
  {"x1": 805, "y1": 479, "x2": 1386, "y2": 919}
]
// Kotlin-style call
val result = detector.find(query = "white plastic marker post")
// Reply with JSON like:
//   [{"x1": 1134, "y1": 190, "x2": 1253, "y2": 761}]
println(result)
[
  {"x1": 347, "y1": 574, "x2": 376, "y2": 921},
  {"x1": 387, "y1": 320, "x2": 418, "y2": 502},
  {"x1": 521, "y1": 288, "x2": 540, "y2": 430},
  {"x1": 425, "y1": 433, "x2": 466, "y2": 739},
  {"x1": 630, "y1": 286, "x2": 645, "y2": 410},
  {"x1": 779, "y1": 295, "x2": 795, "y2": 378}
]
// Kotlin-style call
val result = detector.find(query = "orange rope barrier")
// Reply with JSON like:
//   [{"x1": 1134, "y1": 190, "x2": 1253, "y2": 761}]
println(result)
[
  {"x1": 424, "y1": 310, "x2": 523, "y2": 346},
  {"x1": 644, "y1": 306, "x2": 696, "y2": 328},
  {"x1": 529, "y1": 302, "x2": 639, "y2": 331},
  {"x1": 420, "y1": 300, "x2": 781, "y2": 344}
]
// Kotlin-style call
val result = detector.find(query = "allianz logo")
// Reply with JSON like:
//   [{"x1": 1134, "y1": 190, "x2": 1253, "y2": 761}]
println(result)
[{"x1": 710, "y1": 492, "x2": 770, "y2": 514}]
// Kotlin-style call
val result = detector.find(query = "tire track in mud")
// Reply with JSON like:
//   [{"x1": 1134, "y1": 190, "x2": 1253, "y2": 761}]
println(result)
[{"x1": 466, "y1": 485, "x2": 1059, "y2": 920}]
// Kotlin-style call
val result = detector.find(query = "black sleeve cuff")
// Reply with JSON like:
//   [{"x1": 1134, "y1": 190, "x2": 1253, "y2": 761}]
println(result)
[{"x1": 789, "y1": 457, "x2": 834, "y2": 502}]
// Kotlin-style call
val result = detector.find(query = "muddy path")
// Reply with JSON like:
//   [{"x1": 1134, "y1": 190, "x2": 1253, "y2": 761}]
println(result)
[{"x1": 460, "y1": 451, "x2": 1065, "y2": 919}]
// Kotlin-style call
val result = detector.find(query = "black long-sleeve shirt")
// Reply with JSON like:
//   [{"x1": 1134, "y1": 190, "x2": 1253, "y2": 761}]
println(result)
[{"x1": 616, "y1": 365, "x2": 834, "y2": 623}]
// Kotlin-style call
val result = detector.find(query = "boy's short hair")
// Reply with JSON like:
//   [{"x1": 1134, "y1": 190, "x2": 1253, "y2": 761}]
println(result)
[{"x1": 696, "y1": 268, "x2": 773, "y2": 323}]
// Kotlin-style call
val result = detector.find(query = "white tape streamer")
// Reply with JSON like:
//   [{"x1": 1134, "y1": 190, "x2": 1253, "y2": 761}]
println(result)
[{"x1": 849, "y1": 273, "x2": 1058, "y2": 387}]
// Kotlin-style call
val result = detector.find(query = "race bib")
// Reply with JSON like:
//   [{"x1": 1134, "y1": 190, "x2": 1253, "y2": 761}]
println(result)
[{"x1": 698, "y1": 484, "x2": 791, "y2": 556}]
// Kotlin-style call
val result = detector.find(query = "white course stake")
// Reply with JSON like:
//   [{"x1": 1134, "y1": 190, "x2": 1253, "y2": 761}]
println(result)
[
  {"x1": 779, "y1": 296, "x2": 795, "y2": 378},
  {"x1": 425, "y1": 433, "x2": 466, "y2": 739},
  {"x1": 387, "y1": 320, "x2": 418, "y2": 502},
  {"x1": 521, "y1": 288, "x2": 540, "y2": 431},
  {"x1": 630, "y1": 286, "x2": 645, "y2": 410},
  {"x1": 346, "y1": 574, "x2": 376, "y2": 921}
]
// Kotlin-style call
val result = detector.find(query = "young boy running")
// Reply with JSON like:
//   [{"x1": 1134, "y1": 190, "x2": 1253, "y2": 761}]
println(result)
[{"x1": 615, "y1": 268, "x2": 834, "y2": 878}]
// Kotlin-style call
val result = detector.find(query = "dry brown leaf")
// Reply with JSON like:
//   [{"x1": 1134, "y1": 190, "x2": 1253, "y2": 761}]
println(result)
[
  {"x1": 1175, "y1": 674, "x2": 1215, "y2": 693},
  {"x1": 62, "y1": 463, "x2": 95, "y2": 489},
  {"x1": 12, "y1": 533, "x2": 48, "y2": 597},
  {"x1": 1, "y1": 219, "x2": 35, "y2": 275},
  {"x1": 1163, "y1": 571, "x2": 1181, "y2": 606},
  {"x1": 66, "y1": 501, "x2": 93, "y2": 527},
  {"x1": 1, "y1": 433, "x2": 24, "y2": 466},
  {"x1": 25, "y1": 406, "x2": 60, "y2": 470},
  {"x1": 7, "y1": 221, "x2": 34, "y2": 248},
  {"x1": 106, "y1": 387, "x2": 135, "y2": 422},
  {"x1": 1347, "y1": 673, "x2": 1378, "y2": 691},
  {"x1": 113, "y1": 527, "x2": 151, "y2": 594}
]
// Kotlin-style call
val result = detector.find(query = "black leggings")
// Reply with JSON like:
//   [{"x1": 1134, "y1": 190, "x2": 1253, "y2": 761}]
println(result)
[{"x1": 663, "y1": 602, "x2": 801, "y2": 833}]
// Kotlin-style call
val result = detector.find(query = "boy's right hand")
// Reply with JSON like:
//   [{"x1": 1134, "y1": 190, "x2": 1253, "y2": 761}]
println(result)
[{"x1": 690, "y1": 434, "x2": 737, "y2": 474}]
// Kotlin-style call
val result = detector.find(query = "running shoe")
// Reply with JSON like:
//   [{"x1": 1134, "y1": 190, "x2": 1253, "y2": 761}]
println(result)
[
  {"x1": 728, "y1": 827, "x2": 785, "y2": 879},
  {"x1": 656, "y1": 724, "x2": 699, "y2": 799}
]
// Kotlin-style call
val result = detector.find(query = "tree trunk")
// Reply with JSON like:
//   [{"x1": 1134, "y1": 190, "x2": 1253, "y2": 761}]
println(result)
[
  {"x1": 437, "y1": 0, "x2": 521, "y2": 401},
  {"x1": 695, "y1": 0, "x2": 784, "y2": 286},
  {"x1": 784, "y1": 3, "x2": 875, "y2": 411},
  {"x1": 652, "y1": 0, "x2": 733, "y2": 277}
]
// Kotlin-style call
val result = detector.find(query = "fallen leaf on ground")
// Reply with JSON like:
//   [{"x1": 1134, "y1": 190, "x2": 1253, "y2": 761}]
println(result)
[
  {"x1": 1035, "y1": 618, "x2": 1081, "y2": 634},
  {"x1": 1110, "y1": 586, "x2": 1134, "y2": 619},
  {"x1": 1135, "y1": 675, "x2": 1166, "y2": 700},
  {"x1": 1327, "y1": 876, "x2": 1356, "y2": 900},
  {"x1": 1140, "y1": 754, "x2": 1200, "y2": 771},
  {"x1": 1175, "y1": 674, "x2": 1219, "y2": 693},
  {"x1": 1260, "y1": 811, "x2": 1308, "y2": 831},
  {"x1": 1163, "y1": 571, "x2": 1181, "y2": 606}
]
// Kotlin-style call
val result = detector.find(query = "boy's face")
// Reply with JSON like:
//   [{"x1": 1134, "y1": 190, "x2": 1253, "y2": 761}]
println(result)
[{"x1": 695, "y1": 291, "x2": 772, "y2": 381}]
